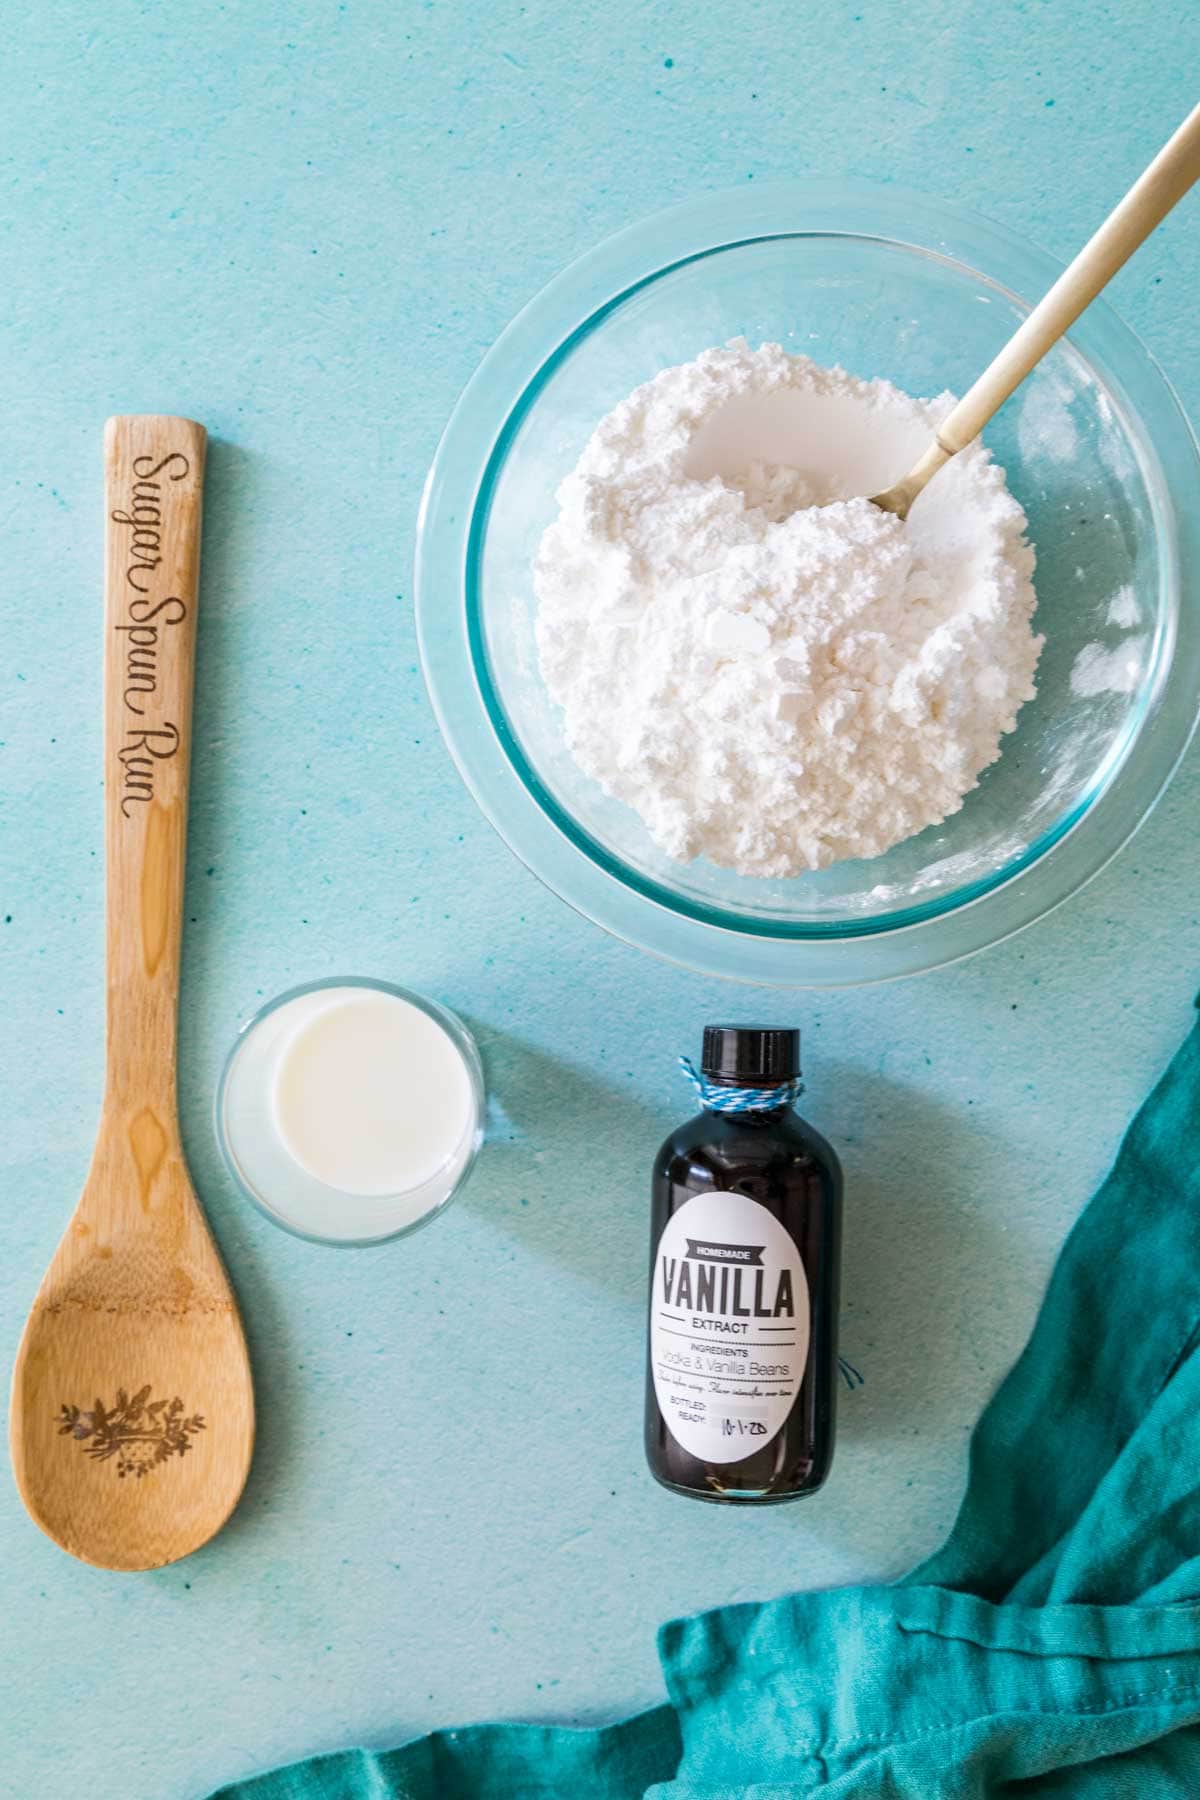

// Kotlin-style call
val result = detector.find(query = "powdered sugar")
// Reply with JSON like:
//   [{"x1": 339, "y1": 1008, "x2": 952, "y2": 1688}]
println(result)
[{"x1": 534, "y1": 341, "x2": 1042, "y2": 877}]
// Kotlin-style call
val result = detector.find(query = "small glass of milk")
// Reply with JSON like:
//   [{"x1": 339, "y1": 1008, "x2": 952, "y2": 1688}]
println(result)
[{"x1": 216, "y1": 978, "x2": 484, "y2": 1245}]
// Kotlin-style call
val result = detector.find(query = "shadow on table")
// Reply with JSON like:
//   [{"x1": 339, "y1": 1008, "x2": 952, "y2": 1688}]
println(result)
[
  {"x1": 456, "y1": 1024, "x2": 668, "y2": 1304},
  {"x1": 830, "y1": 1065, "x2": 1043, "y2": 1451}
]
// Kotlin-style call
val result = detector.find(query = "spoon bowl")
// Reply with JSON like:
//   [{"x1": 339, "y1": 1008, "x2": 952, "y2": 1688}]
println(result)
[{"x1": 11, "y1": 1128, "x2": 254, "y2": 1569}]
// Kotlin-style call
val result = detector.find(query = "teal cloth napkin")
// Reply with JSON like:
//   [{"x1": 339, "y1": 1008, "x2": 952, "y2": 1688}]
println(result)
[{"x1": 211, "y1": 1002, "x2": 1200, "y2": 1798}]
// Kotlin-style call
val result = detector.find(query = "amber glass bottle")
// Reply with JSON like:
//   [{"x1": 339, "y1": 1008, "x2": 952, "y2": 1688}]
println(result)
[{"x1": 644, "y1": 1026, "x2": 841, "y2": 1504}]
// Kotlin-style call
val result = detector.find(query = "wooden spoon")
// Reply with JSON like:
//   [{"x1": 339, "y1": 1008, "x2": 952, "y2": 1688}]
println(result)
[
  {"x1": 10, "y1": 416, "x2": 254, "y2": 1570},
  {"x1": 871, "y1": 100, "x2": 1200, "y2": 520}
]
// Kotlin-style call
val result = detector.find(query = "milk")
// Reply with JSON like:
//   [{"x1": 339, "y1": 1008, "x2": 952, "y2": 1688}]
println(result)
[{"x1": 217, "y1": 980, "x2": 483, "y2": 1245}]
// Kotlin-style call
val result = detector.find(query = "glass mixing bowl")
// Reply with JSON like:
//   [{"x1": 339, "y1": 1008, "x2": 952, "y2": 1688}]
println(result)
[{"x1": 416, "y1": 182, "x2": 1200, "y2": 985}]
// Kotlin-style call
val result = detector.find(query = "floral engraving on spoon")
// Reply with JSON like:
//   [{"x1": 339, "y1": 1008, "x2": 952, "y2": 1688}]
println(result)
[{"x1": 57, "y1": 1387, "x2": 206, "y2": 1479}]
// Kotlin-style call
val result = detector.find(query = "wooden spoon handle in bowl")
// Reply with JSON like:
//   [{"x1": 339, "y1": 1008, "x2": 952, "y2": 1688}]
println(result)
[
  {"x1": 103, "y1": 416, "x2": 205, "y2": 1115},
  {"x1": 873, "y1": 100, "x2": 1200, "y2": 518}
]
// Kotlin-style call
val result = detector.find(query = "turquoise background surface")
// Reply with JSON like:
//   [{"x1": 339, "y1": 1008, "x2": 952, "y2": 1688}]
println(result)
[{"x1": 1, "y1": 3, "x2": 1198, "y2": 1794}]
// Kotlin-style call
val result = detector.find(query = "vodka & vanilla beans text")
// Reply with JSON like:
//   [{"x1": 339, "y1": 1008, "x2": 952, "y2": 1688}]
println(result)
[{"x1": 112, "y1": 451, "x2": 189, "y2": 818}]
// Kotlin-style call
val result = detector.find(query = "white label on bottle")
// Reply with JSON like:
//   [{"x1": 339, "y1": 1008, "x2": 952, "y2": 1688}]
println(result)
[{"x1": 650, "y1": 1190, "x2": 810, "y2": 1465}]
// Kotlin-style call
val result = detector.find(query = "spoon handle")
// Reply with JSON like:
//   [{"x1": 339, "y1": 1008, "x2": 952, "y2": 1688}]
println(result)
[
  {"x1": 874, "y1": 100, "x2": 1200, "y2": 517},
  {"x1": 102, "y1": 416, "x2": 206, "y2": 1112}
]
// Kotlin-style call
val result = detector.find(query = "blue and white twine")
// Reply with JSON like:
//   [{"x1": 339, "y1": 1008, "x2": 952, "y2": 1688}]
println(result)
[{"x1": 679, "y1": 1055, "x2": 805, "y2": 1114}]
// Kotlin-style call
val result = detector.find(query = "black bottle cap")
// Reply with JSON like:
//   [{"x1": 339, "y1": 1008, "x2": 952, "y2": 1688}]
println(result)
[{"x1": 701, "y1": 1025, "x2": 801, "y2": 1087}]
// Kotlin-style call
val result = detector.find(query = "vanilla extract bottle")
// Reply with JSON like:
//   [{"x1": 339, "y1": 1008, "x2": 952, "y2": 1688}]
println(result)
[{"x1": 645, "y1": 1026, "x2": 842, "y2": 1503}]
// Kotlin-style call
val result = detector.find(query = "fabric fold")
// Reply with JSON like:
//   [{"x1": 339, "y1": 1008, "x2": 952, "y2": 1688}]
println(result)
[{"x1": 655, "y1": 1587, "x2": 1200, "y2": 1796}]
